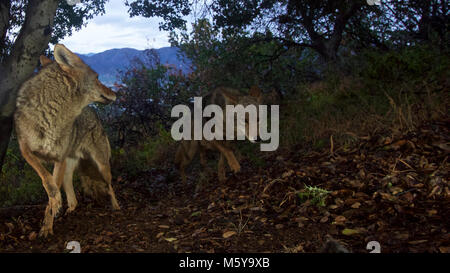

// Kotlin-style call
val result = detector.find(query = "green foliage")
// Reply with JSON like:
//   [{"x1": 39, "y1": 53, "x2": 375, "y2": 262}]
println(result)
[
  {"x1": 2, "y1": 1, "x2": 449, "y2": 208},
  {"x1": 282, "y1": 44, "x2": 449, "y2": 148},
  {"x1": 126, "y1": 0, "x2": 191, "y2": 31},
  {"x1": 111, "y1": 125, "x2": 176, "y2": 177},
  {"x1": 133, "y1": 0, "x2": 448, "y2": 64},
  {"x1": 297, "y1": 185, "x2": 331, "y2": 207},
  {"x1": 102, "y1": 49, "x2": 191, "y2": 147},
  {"x1": 359, "y1": 45, "x2": 449, "y2": 86},
  {"x1": 170, "y1": 19, "x2": 310, "y2": 95},
  {"x1": 51, "y1": 0, "x2": 107, "y2": 44},
  {"x1": 1, "y1": 0, "x2": 107, "y2": 60},
  {"x1": 0, "y1": 141, "x2": 46, "y2": 207},
  {"x1": 237, "y1": 142, "x2": 266, "y2": 169}
]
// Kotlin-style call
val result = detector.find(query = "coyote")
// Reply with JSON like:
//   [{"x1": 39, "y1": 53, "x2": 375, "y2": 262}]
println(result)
[
  {"x1": 175, "y1": 86, "x2": 264, "y2": 183},
  {"x1": 14, "y1": 44, "x2": 120, "y2": 237}
]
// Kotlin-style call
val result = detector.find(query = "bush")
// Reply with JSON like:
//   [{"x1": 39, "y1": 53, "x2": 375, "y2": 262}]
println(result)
[
  {"x1": 297, "y1": 185, "x2": 331, "y2": 207},
  {"x1": 0, "y1": 140, "x2": 46, "y2": 207},
  {"x1": 281, "y1": 45, "x2": 449, "y2": 149},
  {"x1": 111, "y1": 125, "x2": 176, "y2": 177}
]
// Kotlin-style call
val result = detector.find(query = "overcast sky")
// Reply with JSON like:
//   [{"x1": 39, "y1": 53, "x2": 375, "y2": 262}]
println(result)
[{"x1": 60, "y1": 1, "x2": 172, "y2": 54}]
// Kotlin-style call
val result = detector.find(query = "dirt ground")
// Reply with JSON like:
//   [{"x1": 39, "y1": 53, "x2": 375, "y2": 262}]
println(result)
[{"x1": 0, "y1": 119, "x2": 448, "y2": 253}]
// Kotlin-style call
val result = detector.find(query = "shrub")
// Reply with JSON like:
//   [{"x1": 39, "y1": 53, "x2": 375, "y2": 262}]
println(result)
[
  {"x1": 0, "y1": 140, "x2": 46, "y2": 207},
  {"x1": 281, "y1": 45, "x2": 449, "y2": 150}
]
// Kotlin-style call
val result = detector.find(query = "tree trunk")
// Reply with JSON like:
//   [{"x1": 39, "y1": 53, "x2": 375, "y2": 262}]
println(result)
[
  {"x1": 0, "y1": 115, "x2": 12, "y2": 170},
  {"x1": 312, "y1": 39, "x2": 339, "y2": 63},
  {"x1": 0, "y1": 0, "x2": 59, "y2": 173},
  {"x1": 0, "y1": 1, "x2": 11, "y2": 48},
  {"x1": 293, "y1": 1, "x2": 362, "y2": 64}
]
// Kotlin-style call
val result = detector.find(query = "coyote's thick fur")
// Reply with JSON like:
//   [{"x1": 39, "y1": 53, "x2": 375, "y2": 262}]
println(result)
[
  {"x1": 14, "y1": 45, "x2": 120, "y2": 237},
  {"x1": 175, "y1": 86, "x2": 263, "y2": 183}
]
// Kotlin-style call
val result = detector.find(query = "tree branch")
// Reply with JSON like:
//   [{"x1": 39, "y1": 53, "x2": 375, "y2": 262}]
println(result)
[
  {"x1": 330, "y1": 2, "x2": 363, "y2": 50},
  {"x1": 0, "y1": 0, "x2": 59, "y2": 117}
]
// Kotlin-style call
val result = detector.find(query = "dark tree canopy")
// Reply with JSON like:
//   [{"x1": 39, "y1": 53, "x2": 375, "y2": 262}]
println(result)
[
  {"x1": 126, "y1": 0, "x2": 449, "y2": 62},
  {"x1": 1, "y1": 0, "x2": 107, "y2": 61},
  {"x1": 126, "y1": 0, "x2": 191, "y2": 31}
]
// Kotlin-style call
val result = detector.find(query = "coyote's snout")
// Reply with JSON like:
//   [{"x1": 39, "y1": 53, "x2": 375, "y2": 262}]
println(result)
[
  {"x1": 175, "y1": 86, "x2": 265, "y2": 183},
  {"x1": 14, "y1": 44, "x2": 120, "y2": 237}
]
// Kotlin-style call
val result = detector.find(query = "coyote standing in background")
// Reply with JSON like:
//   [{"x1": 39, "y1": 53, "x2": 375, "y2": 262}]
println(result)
[
  {"x1": 175, "y1": 86, "x2": 264, "y2": 183},
  {"x1": 14, "y1": 44, "x2": 120, "y2": 237}
]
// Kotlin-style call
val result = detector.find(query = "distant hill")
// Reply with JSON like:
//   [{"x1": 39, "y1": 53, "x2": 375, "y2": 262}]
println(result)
[{"x1": 77, "y1": 47, "x2": 190, "y2": 86}]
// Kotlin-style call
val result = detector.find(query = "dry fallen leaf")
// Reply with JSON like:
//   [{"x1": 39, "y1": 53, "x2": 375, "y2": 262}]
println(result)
[
  {"x1": 342, "y1": 228, "x2": 360, "y2": 236},
  {"x1": 427, "y1": 209, "x2": 438, "y2": 216},
  {"x1": 334, "y1": 216, "x2": 347, "y2": 224},
  {"x1": 408, "y1": 240, "x2": 428, "y2": 245},
  {"x1": 28, "y1": 232, "x2": 37, "y2": 241},
  {"x1": 5, "y1": 222, "x2": 14, "y2": 232},
  {"x1": 439, "y1": 246, "x2": 450, "y2": 253},
  {"x1": 222, "y1": 231, "x2": 237, "y2": 238}
]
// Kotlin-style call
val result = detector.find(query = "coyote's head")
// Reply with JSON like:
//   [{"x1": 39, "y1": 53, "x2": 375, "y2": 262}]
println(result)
[
  {"x1": 52, "y1": 44, "x2": 116, "y2": 104},
  {"x1": 222, "y1": 86, "x2": 264, "y2": 143}
]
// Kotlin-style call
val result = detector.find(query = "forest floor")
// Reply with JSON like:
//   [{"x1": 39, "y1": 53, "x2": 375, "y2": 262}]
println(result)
[{"x1": 0, "y1": 118, "x2": 449, "y2": 253}]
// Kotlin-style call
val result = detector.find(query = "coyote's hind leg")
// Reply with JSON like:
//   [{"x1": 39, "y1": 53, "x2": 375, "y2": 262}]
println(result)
[
  {"x1": 99, "y1": 163, "x2": 120, "y2": 210},
  {"x1": 175, "y1": 145, "x2": 188, "y2": 183},
  {"x1": 93, "y1": 157, "x2": 120, "y2": 210},
  {"x1": 62, "y1": 158, "x2": 79, "y2": 214},
  {"x1": 217, "y1": 153, "x2": 226, "y2": 181},
  {"x1": 175, "y1": 141, "x2": 199, "y2": 184}
]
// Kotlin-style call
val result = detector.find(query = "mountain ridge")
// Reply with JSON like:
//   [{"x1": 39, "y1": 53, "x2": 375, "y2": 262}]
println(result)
[{"x1": 77, "y1": 47, "x2": 189, "y2": 86}]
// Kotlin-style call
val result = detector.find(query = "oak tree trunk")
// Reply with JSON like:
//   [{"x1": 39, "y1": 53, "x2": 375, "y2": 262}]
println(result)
[{"x1": 0, "y1": 0, "x2": 59, "y2": 172}]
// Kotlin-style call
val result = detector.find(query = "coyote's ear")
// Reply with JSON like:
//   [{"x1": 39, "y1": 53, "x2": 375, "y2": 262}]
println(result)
[
  {"x1": 54, "y1": 44, "x2": 83, "y2": 71},
  {"x1": 249, "y1": 85, "x2": 262, "y2": 98},
  {"x1": 39, "y1": 55, "x2": 53, "y2": 67},
  {"x1": 222, "y1": 90, "x2": 239, "y2": 105},
  {"x1": 265, "y1": 88, "x2": 281, "y2": 104}
]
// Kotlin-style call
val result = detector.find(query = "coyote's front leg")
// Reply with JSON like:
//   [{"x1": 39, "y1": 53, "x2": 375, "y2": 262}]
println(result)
[
  {"x1": 18, "y1": 141, "x2": 62, "y2": 237},
  {"x1": 40, "y1": 160, "x2": 66, "y2": 236},
  {"x1": 212, "y1": 142, "x2": 241, "y2": 173}
]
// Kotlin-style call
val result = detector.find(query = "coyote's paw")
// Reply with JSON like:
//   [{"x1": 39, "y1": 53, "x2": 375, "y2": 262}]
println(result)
[
  {"x1": 65, "y1": 197, "x2": 78, "y2": 215},
  {"x1": 231, "y1": 163, "x2": 241, "y2": 173},
  {"x1": 39, "y1": 224, "x2": 54, "y2": 238},
  {"x1": 111, "y1": 200, "x2": 121, "y2": 211},
  {"x1": 49, "y1": 191, "x2": 62, "y2": 218},
  {"x1": 65, "y1": 206, "x2": 76, "y2": 215}
]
